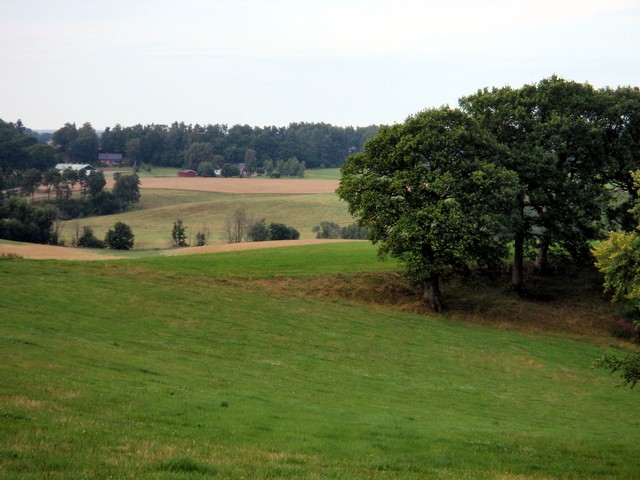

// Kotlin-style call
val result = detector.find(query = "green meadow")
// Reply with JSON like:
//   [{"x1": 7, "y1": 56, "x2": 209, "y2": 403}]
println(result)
[{"x1": 2, "y1": 242, "x2": 640, "y2": 479}]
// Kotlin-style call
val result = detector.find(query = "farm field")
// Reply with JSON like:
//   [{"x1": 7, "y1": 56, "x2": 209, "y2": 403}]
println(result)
[
  {"x1": 59, "y1": 173, "x2": 349, "y2": 249},
  {"x1": 1, "y1": 242, "x2": 640, "y2": 479}
]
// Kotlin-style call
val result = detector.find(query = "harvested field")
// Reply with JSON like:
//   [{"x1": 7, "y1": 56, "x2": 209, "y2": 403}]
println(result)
[
  {"x1": 106, "y1": 176, "x2": 339, "y2": 194},
  {"x1": 0, "y1": 242, "x2": 120, "y2": 260}
]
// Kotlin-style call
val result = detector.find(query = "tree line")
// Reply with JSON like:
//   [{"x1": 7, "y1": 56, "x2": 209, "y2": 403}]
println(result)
[
  {"x1": 338, "y1": 76, "x2": 640, "y2": 311},
  {"x1": 39, "y1": 120, "x2": 377, "y2": 172}
]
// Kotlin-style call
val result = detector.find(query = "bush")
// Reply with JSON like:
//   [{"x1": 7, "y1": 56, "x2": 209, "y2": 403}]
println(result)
[
  {"x1": 248, "y1": 218, "x2": 269, "y2": 242},
  {"x1": 171, "y1": 218, "x2": 188, "y2": 247},
  {"x1": 197, "y1": 161, "x2": 216, "y2": 177},
  {"x1": 0, "y1": 197, "x2": 58, "y2": 244},
  {"x1": 195, "y1": 230, "x2": 208, "y2": 246},
  {"x1": 77, "y1": 226, "x2": 105, "y2": 249},
  {"x1": 341, "y1": 223, "x2": 368, "y2": 239},
  {"x1": 221, "y1": 163, "x2": 240, "y2": 178},
  {"x1": 313, "y1": 221, "x2": 341, "y2": 239},
  {"x1": 268, "y1": 222, "x2": 299, "y2": 241},
  {"x1": 104, "y1": 221, "x2": 134, "y2": 250}
]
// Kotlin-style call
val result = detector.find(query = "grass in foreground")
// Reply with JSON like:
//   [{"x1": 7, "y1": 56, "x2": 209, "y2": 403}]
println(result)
[{"x1": 1, "y1": 243, "x2": 639, "y2": 479}]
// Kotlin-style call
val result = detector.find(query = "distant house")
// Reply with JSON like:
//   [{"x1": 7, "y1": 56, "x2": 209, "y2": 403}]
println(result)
[
  {"x1": 178, "y1": 169, "x2": 197, "y2": 177},
  {"x1": 214, "y1": 165, "x2": 222, "y2": 176},
  {"x1": 55, "y1": 163, "x2": 97, "y2": 174},
  {"x1": 98, "y1": 153, "x2": 123, "y2": 166}
]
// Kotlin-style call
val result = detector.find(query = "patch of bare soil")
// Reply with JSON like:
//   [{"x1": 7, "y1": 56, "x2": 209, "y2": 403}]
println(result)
[
  {"x1": 0, "y1": 243, "x2": 120, "y2": 260},
  {"x1": 162, "y1": 239, "x2": 357, "y2": 256},
  {"x1": 106, "y1": 177, "x2": 339, "y2": 194}
]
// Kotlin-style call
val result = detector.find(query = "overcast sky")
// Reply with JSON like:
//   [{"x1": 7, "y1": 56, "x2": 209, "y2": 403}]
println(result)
[{"x1": 1, "y1": 0, "x2": 639, "y2": 130}]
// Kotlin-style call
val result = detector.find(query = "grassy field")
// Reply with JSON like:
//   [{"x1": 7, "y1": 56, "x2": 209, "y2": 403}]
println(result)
[
  {"x1": 2, "y1": 242, "x2": 640, "y2": 479},
  {"x1": 61, "y1": 190, "x2": 352, "y2": 249},
  {"x1": 304, "y1": 168, "x2": 341, "y2": 180}
]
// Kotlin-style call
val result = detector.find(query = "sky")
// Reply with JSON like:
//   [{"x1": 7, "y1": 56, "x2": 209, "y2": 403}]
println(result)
[{"x1": 1, "y1": 0, "x2": 639, "y2": 130}]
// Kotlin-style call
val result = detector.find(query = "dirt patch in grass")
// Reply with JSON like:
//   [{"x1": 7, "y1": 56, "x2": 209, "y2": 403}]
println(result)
[{"x1": 162, "y1": 239, "x2": 356, "y2": 256}]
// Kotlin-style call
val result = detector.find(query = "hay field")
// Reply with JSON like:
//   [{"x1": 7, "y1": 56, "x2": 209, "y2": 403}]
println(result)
[
  {"x1": 10, "y1": 175, "x2": 355, "y2": 253},
  {"x1": 106, "y1": 176, "x2": 339, "y2": 194}
]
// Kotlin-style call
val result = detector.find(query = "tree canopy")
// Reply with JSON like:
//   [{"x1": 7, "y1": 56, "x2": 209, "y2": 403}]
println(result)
[{"x1": 460, "y1": 76, "x2": 612, "y2": 289}]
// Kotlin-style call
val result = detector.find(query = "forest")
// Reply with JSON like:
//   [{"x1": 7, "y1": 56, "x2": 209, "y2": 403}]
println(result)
[{"x1": 0, "y1": 119, "x2": 378, "y2": 180}]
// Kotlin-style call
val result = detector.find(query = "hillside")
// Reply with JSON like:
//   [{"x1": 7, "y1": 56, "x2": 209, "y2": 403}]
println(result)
[{"x1": 1, "y1": 242, "x2": 639, "y2": 479}]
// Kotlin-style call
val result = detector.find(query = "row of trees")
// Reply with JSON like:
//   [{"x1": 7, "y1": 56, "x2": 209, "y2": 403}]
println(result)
[
  {"x1": 1, "y1": 118, "x2": 376, "y2": 190},
  {"x1": 338, "y1": 76, "x2": 640, "y2": 311},
  {"x1": 0, "y1": 119, "x2": 58, "y2": 177},
  {"x1": 100, "y1": 121, "x2": 377, "y2": 170}
]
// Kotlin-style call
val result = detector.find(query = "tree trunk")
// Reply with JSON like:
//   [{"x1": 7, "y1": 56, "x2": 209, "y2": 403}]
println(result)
[
  {"x1": 423, "y1": 275, "x2": 443, "y2": 313},
  {"x1": 512, "y1": 229, "x2": 525, "y2": 293},
  {"x1": 534, "y1": 231, "x2": 550, "y2": 274}
]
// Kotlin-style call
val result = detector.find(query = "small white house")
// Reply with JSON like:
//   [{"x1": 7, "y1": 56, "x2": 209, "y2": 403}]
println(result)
[{"x1": 55, "y1": 163, "x2": 97, "y2": 174}]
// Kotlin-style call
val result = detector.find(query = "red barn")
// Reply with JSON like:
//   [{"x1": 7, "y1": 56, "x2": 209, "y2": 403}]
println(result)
[{"x1": 178, "y1": 169, "x2": 197, "y2": 177}]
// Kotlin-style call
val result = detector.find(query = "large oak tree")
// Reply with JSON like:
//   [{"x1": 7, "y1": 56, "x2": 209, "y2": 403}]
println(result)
[{"x1": 337, "y1": 107, "x2": 518, "y2": 311}]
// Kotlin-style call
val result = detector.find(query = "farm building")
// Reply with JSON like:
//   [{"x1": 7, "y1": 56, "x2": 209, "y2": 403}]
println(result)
[
  {"x1": 178, "y1": 169, "x2": 197, "y2": 177},
  {"x1": 98, "y1": 153, "x2": 123, "y2": 166},
  {"x1": 55, "y1": 163, "x2": 97, "y2": 174}
]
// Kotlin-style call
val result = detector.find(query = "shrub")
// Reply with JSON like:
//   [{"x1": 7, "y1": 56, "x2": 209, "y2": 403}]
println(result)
[
  {"x1": 341, "y1": 223, "x2": 368, "y2": 239},
  {"x1": 268, "y1": 222, "x2": 299, "y2": 241},
  {"x1": 195, "y1": 230, "x2": 208, "y2": 246},
  {"x1": 221, "y1": 163, "x2": 240, "y2": 178},
  {"x1": 77, "y1": 226, "x2": 105, "y2": 249},
  {"x1": 313, "y1": 221, "x2": 341, "y2": 239},
  {"x1": 197, "y1": 161, "x2": 216, "y2": 177},
  {"x1": 171, "y1": 218, "x2": 188, "y2": 247},
  {"x1": 104, "y1": 221, "x2": 134, "y2": 250},
  {"x1": 248, "y1": 218, "x2": 269, "y2": 242}
]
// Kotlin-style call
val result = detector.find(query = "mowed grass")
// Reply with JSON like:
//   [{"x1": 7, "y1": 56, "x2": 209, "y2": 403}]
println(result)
[
  {"x1": 2, "y1": 242, "x2": 640, "y2": 479},
  {"x1": 61, "y1": 190, "x2": 352, "y2": 249},
  {"x1": 304, "y1": 168, "x2": 341, "y2": 180}
]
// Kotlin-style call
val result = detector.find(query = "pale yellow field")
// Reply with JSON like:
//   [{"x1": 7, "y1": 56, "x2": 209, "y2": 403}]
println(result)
[{"x1": 107, "y1": 176, "x2": 339, "y2": 194}]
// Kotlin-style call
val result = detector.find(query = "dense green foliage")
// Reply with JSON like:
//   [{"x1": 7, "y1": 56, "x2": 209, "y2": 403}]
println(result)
[
  {"x1": 313, "y1": 220, "x2": 368, "y2": 239},
  {"x1": 267, "y1": 222, "x2": 300, "y2": 241},
  {"x1": 594, "y1": 171, "x2": 640, "y2": 387},
  {"x1": 76, "y1": 225, "x2": 105, "y2": 249},
  {"x1": 0, "y1": 119, "x2": 58, "y2": 178},
  {"x1": 104, "y1": 221, "x2": 135, "y2": 250},
  {"x1": 338, "y1": 77, "x2": 640, "y2": 309},
  {"x1": 112, "y1": 173, "x2": 141, "y2": 211},
  {"x1": 0, "y1": 196, "x2": 58, "y2": 244},
  {"x1": 461, "y1": 77, "x2": 640, "y2": 288},
  {"x1": 1, "y1": 244, "x2": 639, "y2": 478}
]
